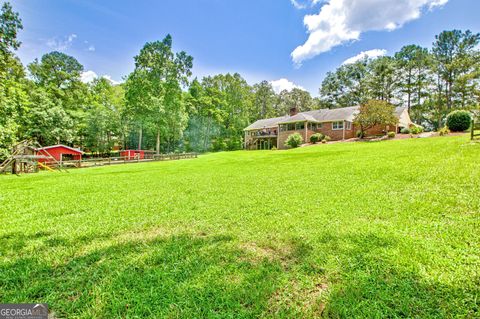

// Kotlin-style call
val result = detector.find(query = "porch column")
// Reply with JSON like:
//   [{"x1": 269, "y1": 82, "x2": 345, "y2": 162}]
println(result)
[
  {"x1": 277, "y1": 125, "x2": 280, "y2": 149},
  {"x1": 244, "y1": 131, "x2": 247, "y2": 149},
  {"x1": 342, "y1": 121, "x2": 346, "y2": 140},
  {"x1": 304, "y1": 121, "x2": 308, "y2": 143}
]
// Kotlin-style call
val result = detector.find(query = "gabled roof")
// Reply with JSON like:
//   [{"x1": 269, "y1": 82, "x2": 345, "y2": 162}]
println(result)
[
  {"x1": 302, "y1": 106, "x2": 359, "y2": 122},
  {"x1": 244, "y1": 105, "x2": 413, "y2": 131},
  {"x1": 37, "y1": 144, "x2": 84, "y2": 154},
  {"x1": 244, "y1": 115, "x2": 289, "y2": 130},
  {"x1": 278, "y1": 113, "x2": 320, "y2": 124}
]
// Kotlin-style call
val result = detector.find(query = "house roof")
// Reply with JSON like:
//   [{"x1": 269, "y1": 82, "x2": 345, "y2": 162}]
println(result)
[
  {"x1": 244, "y1": 115, "x2": 289, "y2": 130},
  {"x1": 244, "y1": 105, "x2": 413, "y2": 131},
  {"x1": 37, "y1": 144, "x2": 84, "y2": 154},
  {"x1": 278, "y1": 113, "x2": 320, "y2": 124}
]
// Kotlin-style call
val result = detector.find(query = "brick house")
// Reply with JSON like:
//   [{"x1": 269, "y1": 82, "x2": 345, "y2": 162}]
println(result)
[{"x1": 244, "y1": 106, "x2": 414, "y2": 150}]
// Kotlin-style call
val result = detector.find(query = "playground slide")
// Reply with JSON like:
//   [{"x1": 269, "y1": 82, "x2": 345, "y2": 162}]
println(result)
[{"x1": 38, "y1": 162, "x2": 55, "y2": 172}]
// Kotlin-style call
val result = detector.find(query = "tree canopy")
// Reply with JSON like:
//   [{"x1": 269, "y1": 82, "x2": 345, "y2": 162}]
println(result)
[{"x1": 0, "y1": 1, "x2": 479, "y2": 159}]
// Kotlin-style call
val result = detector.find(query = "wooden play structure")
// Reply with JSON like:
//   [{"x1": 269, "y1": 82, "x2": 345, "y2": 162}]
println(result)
[
  {"x1": 0, "y1": 140, "x2": 65, "y2": 175},
  {"x1": 0, "y1": 140, "x2": 198, "y2": 175}
]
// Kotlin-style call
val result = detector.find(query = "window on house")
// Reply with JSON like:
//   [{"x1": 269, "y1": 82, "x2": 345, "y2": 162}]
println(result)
[
  {"x1": 295, "y1": 122, "x2": 305, "y2": 130},
  {"x1": 287, "y1": 123, "x2": 296, "y2": 131},
  {"x1": 345, "y1": 121, "x2": 352, "y2": 130},
  {"x1": 308, "y1": 123, "x2": 317, "y2": 130},
  {"x1": 332, "y1": 121, "x2": 344, "y2": 130}
]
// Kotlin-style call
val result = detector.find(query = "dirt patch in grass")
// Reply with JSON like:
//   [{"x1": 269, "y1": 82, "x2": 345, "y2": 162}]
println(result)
[
  {"x1": 240, "y1": 239, "x2": 312, "y2": 268},
  {"x1": 264, "y1": 276, "x2": 329, "y2": 318}
]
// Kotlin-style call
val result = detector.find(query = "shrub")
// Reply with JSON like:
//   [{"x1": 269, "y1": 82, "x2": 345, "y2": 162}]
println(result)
[
  {"x1": 409, "y1": 126, "x2": 423, "y2": 134},
  {"x1": 310, "y1": 133, "x2": 324, "y2": 144},
  {"x1": 356, "y1": 130, "x2": 365, "y2": 138},
  {"x1": 387, "y1": 131, "x2": 396, "y2": 138},
  {"x1": 321, "y1": 139, "x2": 326, "y2": 144},
  {"x1": 400, "y1": 127, "x2": 410, "y2": 134},
  {"x1": 323, "y1": 135, "x2": 331, "y2": 142},
  {"x1": 446, "y1": 110, "x2": 472, "y2": 132},
  {"x1": 271, "y1": 146, "x2": 277, "y2": 151},
  {"x1": 284, "y1": 133, "x2": 303, "y2": 148},
  {"x1": 211, "y1": 139, "x2": 227, "y2": 152},
  {"x1": 439, "y1": 126, "x2": 450, "y2": 136}
]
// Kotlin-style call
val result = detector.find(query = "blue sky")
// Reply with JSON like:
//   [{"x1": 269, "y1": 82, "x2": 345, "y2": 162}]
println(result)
[{"x1": 8, "y1": 0, "x2": 480, "y2": 95}]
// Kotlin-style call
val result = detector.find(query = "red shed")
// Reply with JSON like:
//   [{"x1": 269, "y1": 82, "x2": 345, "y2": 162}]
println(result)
[
  {"x1": 36, "y1": 144, "x2": 83, "y2": 162},
  {"x1": 120, "y1": 149, "x2": 156, "y2": 160},
  {"x1": 120, "y1": 150, "x2": 144, "y2": 160}
]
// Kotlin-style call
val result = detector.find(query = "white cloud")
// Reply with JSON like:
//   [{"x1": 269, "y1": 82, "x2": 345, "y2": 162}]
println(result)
[
  {"x1": 269, "y1": 78, "x2": 305, "y2": 94},
  {"x1": 291, "y1": 0, "x2": 448, "y2": 65},
  {"x1": 80, "y1": 70, "x2": 98, "y2": 83},
  {"x1": 291, "y1": 0, "x2": 324, "y2": 9},
  {"x1": 87, "y1": 45, "x2": 95, "y2": 52},
  {"x1": 46, "y1": 33, "x2": 77, "y2": 51},
  {"x1": 291, "y1": 0, "x2": 308, "y2": 9},
  {"x1": 342, "y1": 49, "x2": 387, "y2": 65},
  {"x1": 101, "y1": 75, "x2": 121, "y2": 85},
  {"x1": 81, "y1": 71, "x2": 121, "y2": 85}
]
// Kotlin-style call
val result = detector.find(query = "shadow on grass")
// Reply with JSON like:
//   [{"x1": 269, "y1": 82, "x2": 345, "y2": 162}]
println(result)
[
  {"x1": 0, "y1": 231, "x2": 477, "y2": 318},
  {"x1": 0, "y1": 232, "x2": 312, "y2": 318},
  {"x1": 321, "y1": 233, "x2": 479, "y2": 319}
]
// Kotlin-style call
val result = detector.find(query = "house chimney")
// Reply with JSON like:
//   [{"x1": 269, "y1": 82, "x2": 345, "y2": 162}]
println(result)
[{"x1": 289, "y1": 107, "x2": 298, "y2": 117}]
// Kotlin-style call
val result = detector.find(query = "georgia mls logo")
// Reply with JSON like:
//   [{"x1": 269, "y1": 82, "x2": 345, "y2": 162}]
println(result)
[
  {"x1": 31, "y1": 304, "x2": 48, "y2": 317},
  {"x1": 0, "y1": 303, "x2": 48, "y2": 319}
]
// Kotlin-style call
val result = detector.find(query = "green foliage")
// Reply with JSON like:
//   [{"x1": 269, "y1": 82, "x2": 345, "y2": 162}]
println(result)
[
  {"x1": 252, "y1": 80, "x2": 276, "y2": 119},
  {"x1": 323, "y1": 135, "x2": 331, "y2": 142},
  {"x1": 400, "y1": 127, "x2": 411, "y2": 134},
  {"x1": 285, "y1": 133, "x2": 303, "y2": 148},
  {"x1": 387, "y1": 131, "x2": 396, "y2": 138},
  {"x1": 439, "y1": 126, "x2": 450, "y2": 136},
  {"x1": 125, "y1": 34, "x2": 192, "y2": 153},
  {"x1": 310, "y1": 133, "x2": 324, "y2": 144},
  {"x1": 354, "y1": 100, "x2": 398, "y2": 137},
  {"x1": 446, "y1": 110, "x2": 472, "y2": 132},
  {"x1": 410, "y1": 126, "x2": 424, "y2": 134},
  {"x1": 0, "y1": 2, "x2": 23, "y2": 54}
]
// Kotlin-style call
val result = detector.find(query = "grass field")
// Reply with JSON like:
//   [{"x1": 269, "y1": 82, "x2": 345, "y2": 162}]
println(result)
[{"x1": 1, "y1": 136, "x2": 479, "y2": 318}]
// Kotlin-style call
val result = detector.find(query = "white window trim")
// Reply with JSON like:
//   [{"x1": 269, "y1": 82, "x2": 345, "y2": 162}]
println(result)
[
  {"x1": 345, "y1": 121, "x2": 352, "y2": 130},
  {"x1": 332, "y1": 121, "x2": 344, "y2": 130}
]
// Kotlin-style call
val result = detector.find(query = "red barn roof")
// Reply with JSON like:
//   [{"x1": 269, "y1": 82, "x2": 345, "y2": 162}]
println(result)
[{"x1": 37, "y1": 144, "x2": 84, "y2": 154}]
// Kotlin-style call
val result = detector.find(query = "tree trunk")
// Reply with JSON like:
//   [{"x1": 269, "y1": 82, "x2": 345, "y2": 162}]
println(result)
[
  {"x1": 407, "y1": 69, "x2": 412, "y2": 110},
  {"x1": 156, "y1": 129, "x2": 161, "y2": 155},
  {"x1": 138, "y1": 125, "x2": 142, "y2": 150}
]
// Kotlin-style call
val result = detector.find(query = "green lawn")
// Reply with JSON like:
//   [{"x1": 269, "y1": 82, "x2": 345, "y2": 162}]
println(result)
[{"x1": 1, "y1": 136, "x2": 479, "y2": 318}]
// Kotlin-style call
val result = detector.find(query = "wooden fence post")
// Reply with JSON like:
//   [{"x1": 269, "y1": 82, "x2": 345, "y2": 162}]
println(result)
[{"x1": 472, "y1": 119, "x2": 474, "y2": 140}]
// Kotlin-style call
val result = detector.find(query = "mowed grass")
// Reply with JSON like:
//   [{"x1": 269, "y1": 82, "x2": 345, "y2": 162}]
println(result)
[{"x1": 0, "y1": 136, "x2": 479, "y2": 318}]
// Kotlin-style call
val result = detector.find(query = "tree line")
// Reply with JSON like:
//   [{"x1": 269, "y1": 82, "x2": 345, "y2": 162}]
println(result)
[
  {"x1": 320, "y1": 30, "x2": 480, "y2": 129},
  {"x1": 1, "y1": 2, "x2": 479, "y2": 159}
]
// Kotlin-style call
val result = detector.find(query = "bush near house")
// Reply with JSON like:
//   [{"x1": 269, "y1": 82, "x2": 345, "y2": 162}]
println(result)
[
  {"x1": 310, "y1": 133, "x2": 324, "y2": 144},
  {"x1": 285, "y1": 133, "x2": 303, "y2": 148},
  {"x1": 387, "y1": 131, "x2": 396, "y2": 138},
  {"x1": 410, "y1": 126, "x2": 424, "y2": 134},
  {"x1": 446, "y1": 110, "x2": 472, "y2": 132},
  {"x1": 400, "y1": 127, "x2": 410, "y2": 134},
  {"x1": 439, "y1": 126, "x2": 450, "y2": 136},
  {"x1": 354, "y1": 100, "x2": 398, "y2": 138},
  {"x1": 324, "y1": 135, "x2": 331, "y2": 142}
]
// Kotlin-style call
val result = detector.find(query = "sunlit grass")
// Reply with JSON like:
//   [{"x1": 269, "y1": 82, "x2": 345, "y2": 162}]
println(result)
[{"x1": 0, "y1": 135, "x2": 479, "y2": 318}]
